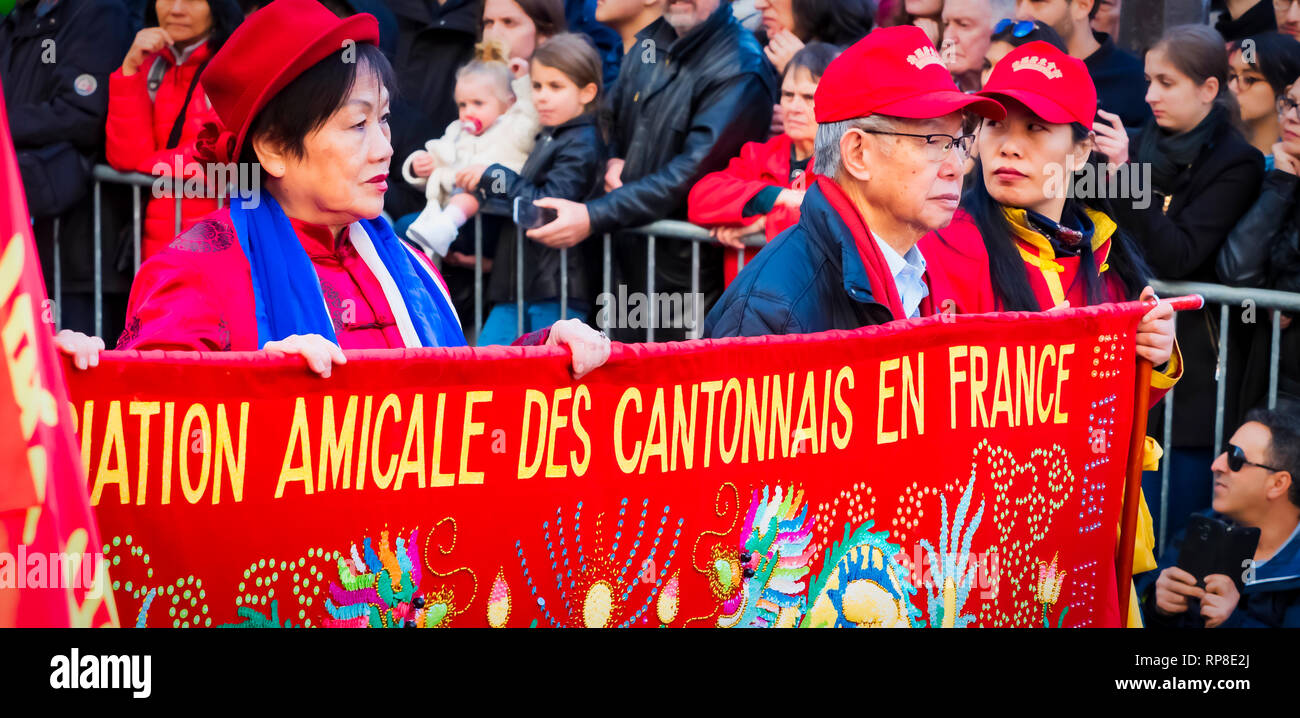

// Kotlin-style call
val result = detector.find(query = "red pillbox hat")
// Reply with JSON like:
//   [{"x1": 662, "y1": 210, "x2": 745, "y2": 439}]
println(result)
[{"x1": 199, "y1": 0, "x2": 380, "y2": 162}]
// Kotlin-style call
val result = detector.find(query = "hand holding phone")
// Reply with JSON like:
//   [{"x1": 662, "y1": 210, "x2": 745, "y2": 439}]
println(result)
[{"x1": 513, "y1": 197, "x2": 558, "y2": 230}]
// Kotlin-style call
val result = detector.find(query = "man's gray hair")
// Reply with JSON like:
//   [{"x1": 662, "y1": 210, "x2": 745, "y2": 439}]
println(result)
[{"x1": 813, "y1": 115, "x2": 898, "y2": 178}]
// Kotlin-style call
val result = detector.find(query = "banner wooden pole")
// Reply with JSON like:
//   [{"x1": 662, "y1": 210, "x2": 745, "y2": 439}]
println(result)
[
  {"x1": 1116, "y1": 357, "x2": 1152, "y2": 625},
  {"x1": 1117, "y1": 294, "x2": 1203, "y2": 625}
]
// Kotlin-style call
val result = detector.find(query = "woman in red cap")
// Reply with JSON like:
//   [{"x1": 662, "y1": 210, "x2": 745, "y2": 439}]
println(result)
[
  {"x1": 923, "y1": 41, "x2": 1177, "y2": 374},
  {"x1": 919, "y1": 42, "x2": 1179, "y2": 626},
  {"x1": 56, "y1": 0, "x2": 610, "y2": 378}
]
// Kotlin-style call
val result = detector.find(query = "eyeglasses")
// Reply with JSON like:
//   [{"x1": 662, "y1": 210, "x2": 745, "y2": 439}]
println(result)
[
  {"x1": 1225, "y1": 443, "x2": 1283, "y2": 473},
  {"x1": 858, "y1": 130, "x2": 977, "y2": 161},
  {"x1": 1275, "y1": 0, "x2": 1296, "y2": 11},
  {"x1": 1278, "y1": 94, "x2": 1300, "y2": 120},
  {"x1": 994, "y1": 19, "x2": 1036, "y2": 37}
]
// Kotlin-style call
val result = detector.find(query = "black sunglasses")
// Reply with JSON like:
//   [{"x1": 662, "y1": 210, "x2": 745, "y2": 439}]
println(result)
[
  {"x1": 1225, "y1": 443, "x2": 1283, "y2": 473},
  {"x1": 995, "y1": 19, "x2": 1036, "y2": 38}
]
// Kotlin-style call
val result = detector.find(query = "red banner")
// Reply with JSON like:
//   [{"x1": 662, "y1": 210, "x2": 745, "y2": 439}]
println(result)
[
  {"x1": 68, "y1": 305, "x2": 1148, "y2": 628},
  {"x1": 0, "y1": 84, "x2": 118, "y2": 627}
]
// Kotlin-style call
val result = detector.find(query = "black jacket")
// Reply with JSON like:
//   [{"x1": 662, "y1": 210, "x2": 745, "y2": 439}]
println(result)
[
  {"x1": 1112, "y1": 119, "x2": 1265, "y2": 447},
  {"x1": 388, "y1": 0, "x2": 481, "y2": 132},
  {"x1": 1214, "y1": 1, "x2": 1278, "y2": 43},
  {"x1": 1085, "y1": 32, "x2": 1153, "y2": 131},
  {"x1": 479, "y1": 114, "x2": 608, "y2": 304},
  {"x1": 703, "y1": 181, "x2": 895, "y2": 338},
  {"x1": 589, "y1": 4, "x2": 775, "y2": 340},
  {"x1": 588, "y1": 4, "x2": 776, "y2": 235},
  {"x1": 606, "y1": 16, "x2": 677, "y2": 158},
  {"x1": 0, "y1": 0, "x2": 131, "y2": 297},
  {"x1": 1217, "y1": 169, "x2": 1300, "y2": 406}
]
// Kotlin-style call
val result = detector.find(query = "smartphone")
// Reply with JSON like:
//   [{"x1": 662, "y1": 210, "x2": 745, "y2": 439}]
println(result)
[
  {"x1": 513, "y1": 197, "x2": 558, "y2": 230},
  {"x1": 1176, "y1": 514, "x2": 1260, "y2": 591}
]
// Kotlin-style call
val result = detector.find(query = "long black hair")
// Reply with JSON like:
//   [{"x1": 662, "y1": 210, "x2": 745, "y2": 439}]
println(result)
[
  {"x1": 145, "y1": 0, "x2": 244, "y2": 54},
  {"x1": 959, "y1": 122, "x2": 1153, "y2": 312}
]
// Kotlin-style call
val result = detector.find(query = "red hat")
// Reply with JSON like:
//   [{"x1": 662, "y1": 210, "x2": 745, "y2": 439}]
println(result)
[
  {"x1": 197, "y1": 0, "x2": 380, "y2": 163},
  {"x1": 977, "y1": 41, "x2": 1097, "y2": 126},
  {"x1": 814, "y1": 26, "x2": 1005, "y2": 123}
]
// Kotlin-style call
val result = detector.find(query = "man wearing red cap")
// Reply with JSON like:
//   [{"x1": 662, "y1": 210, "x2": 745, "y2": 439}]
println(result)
[{"x1": 704, "y1": 25, "x2": 1005, "y2": 338}]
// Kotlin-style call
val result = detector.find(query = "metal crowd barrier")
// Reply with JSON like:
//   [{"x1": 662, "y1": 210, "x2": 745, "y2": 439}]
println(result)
[
  {"x1": 79, "y1": 165, "x2": 764, "y2": 343},
  {"x1": 71, "y1": 166, "x2": 1300, "y2": 555}
]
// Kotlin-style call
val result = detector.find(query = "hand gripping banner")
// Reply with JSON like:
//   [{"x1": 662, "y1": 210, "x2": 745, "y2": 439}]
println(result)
[{"x1": 69, "y1": 304, "x2": 1155, "y2": 628}]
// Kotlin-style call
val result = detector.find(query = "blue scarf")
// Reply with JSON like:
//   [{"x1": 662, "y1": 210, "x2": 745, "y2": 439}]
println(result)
[{"x1": 229, "y1": 193, "x2": 466, "y2": 349}]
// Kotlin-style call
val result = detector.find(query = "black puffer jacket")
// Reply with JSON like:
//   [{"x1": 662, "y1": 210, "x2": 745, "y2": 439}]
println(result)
[
  {"x1": 1110, "y1": 118, "x2": 1264, "y2": 448},
  {"x1": 0, "y1": 0, "x2": 132, "y2": 300},
  {"x1": 480, "y1": 114, "x2": 608, "y2": 305},
  {"x1": 589, "y1": 4, "x2": 776, "y2": 340}
]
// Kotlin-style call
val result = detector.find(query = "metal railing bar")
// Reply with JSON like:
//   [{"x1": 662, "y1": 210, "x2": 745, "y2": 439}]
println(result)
[
  {"x1": 474, "y1": 213, "x2": 483, "y2": 344},
  {"x1": 132, "y1": 185, "x2": 142, "y2": 274},
  {"x1": 646, "y1": 234, "x2": 655, "y2": 342},
  {"x1": 1270, "y1": 309, "x2": 1281, "y2": 410}
]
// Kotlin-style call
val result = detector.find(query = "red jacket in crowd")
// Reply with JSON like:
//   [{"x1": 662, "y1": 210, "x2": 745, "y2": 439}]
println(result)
[
  {"x1": 106, "y1": 42, "x2": 223, "y2": 260},
  {"x1": 688, "y1": 133, "x2": 812, "y2": 285}
]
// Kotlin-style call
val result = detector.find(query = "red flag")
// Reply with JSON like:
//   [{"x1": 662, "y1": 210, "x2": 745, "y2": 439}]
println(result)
[{"x1": 0, "y1": 79, "x2": 118, "y2": 627}]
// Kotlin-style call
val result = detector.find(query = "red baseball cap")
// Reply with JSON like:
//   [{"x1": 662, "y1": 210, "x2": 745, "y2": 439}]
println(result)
[
  {"x1": 199, "y1": 0, "x2": 380, "y2": 163},
  {"x1": 977, "y1": 41, "x2": 1097, "y2": 126},
  {"x1": 814, "y1": 26, "x2": 1005, "y2": 123}
]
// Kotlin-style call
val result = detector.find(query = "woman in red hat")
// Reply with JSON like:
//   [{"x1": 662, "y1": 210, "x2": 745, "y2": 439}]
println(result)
[
  {"x1": 919, "y1": 42, "x2": 1180, "y2": 626},
  {"x1": 56, "y1": 0, "x2": 610, "y2": 378}
]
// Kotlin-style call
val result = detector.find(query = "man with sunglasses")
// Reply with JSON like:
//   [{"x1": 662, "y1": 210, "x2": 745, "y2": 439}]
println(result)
[
  {"x1": 704, "y1": 26, "x2": 1005, "y2": 338},
  {"x1": 1144, "y1": 410, "x2": 1300, "y2": 628}
]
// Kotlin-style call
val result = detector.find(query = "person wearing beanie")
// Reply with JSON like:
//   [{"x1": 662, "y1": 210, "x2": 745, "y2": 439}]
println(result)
[
  {"x1": 55, "y1": 0, "x2": 611, "y2": 380},
  {"x1": 703, "y1": 25, "x2": 1005, "y2": 338}
]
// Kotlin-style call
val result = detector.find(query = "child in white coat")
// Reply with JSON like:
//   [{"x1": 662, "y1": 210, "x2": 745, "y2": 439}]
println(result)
[{"x1": 402, "y1": 42, "x2": 538, "y2": 257}]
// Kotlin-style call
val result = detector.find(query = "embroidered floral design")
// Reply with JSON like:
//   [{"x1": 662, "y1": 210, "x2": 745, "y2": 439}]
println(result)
[
  {"x1": 803, "y1": 521, "x2": 919, "y2": 628},
  {"x1": 168, "y1": 218, "x2": 235, "y2": 253},
  {"x1": 117, "y1": 315, "x2": 141, "y2": 348},
  {"x1": 322, "y1": 529, "x2": 449, "y2": 627}
]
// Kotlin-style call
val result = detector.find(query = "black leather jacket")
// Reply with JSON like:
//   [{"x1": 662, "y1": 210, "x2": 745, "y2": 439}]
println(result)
[
  {"x1": 1216, "y1": 169, "x2": 1300, "y2": 404},
  {"x1": 480, "y1": 115, "x2": 608, "y2": 304},
  {"x1": 588, "y1": 4, "x2": 777, "y2": 235},
  {"x1": 606, "y1": 17, "x2": 677, "y2": 158}
]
